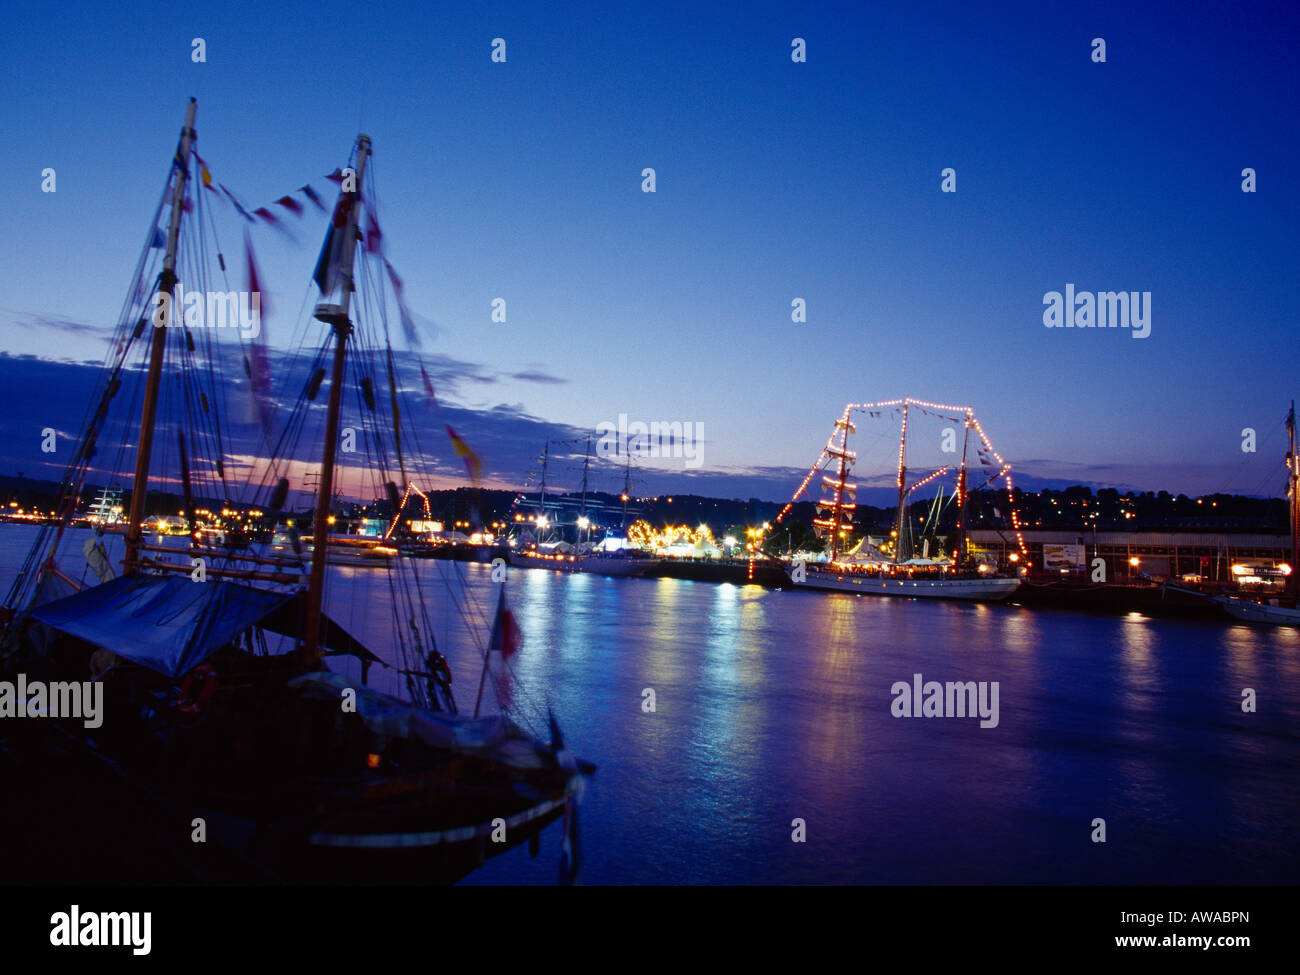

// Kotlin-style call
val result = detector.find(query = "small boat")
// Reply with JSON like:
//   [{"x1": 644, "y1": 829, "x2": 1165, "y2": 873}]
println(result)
[{"x1": 1212, "y1": 595, "x2": 1300, "y2": 625}]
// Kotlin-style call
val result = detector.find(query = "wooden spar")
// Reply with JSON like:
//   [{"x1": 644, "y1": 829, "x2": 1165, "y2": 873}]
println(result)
[
  {"x1": 137, "y1": 559, "x2": 306, "y2": 585},
  {"x1": 134, "y1": 544, "x2": 306, "y2": 568},
  {"x1": 303, "y1": 135, "x2": 371, "y2": 666},
  {"x1": 125, "y1": 98, "x2": 197, "y2": 574}
]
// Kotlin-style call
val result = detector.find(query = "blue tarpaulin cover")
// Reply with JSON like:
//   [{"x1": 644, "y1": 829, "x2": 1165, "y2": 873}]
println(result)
[{"x1": 31, "y1": 575, "x2": 296, "y2": 678}]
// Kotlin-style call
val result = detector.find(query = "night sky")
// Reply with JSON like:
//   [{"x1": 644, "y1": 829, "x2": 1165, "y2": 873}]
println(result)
[{"x1": 3, "y1": 0, "x2": 1297, "y2": 502}]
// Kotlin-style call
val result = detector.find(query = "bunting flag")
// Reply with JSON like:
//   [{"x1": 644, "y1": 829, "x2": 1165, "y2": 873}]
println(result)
[
  {"x1": 445, "y1": 424, "x2": 483, "y2": 485},
  {"x1": 245, "y1": 230, "x2": 273, "y2": 435},
  {"x1": 488, "y1": 587, "x2": 522, "y2": 660},
  {"x1": 313, "y1": 223, "x2": 340, "y2": 293},
  {"x1": 485, "y1": 587, "x2": 522, "y2": 710},
  {"x1": 301, "y1": 185, "x2": 326, "y2": 211},
  {"x1": 195, "y1": 156, "x2": 334, "y2": 229},
  {"x1": 384, "y1": 259, "x2": 404, "y2": 295},
  {"x1": 326, "y1": 169, "x2": 345, "y2": 184},
  {"x1": 221, "y1": 185, "x2": 252, "y2": 221},
  {"x1": 364, "y1": 208, "x2": 383, "y2": 253},
  {"x1": 383, "y1": 259, "x2": 424, "y2": 349},
  {"x1": 420, "y1": 363, "x2": 437, "y2": 408},
  {"x1": 149, "y1": 227, "x2": 165, "y2": 249},
  {"x1": 192, "y1": 151, "x2": 216, "y2": 191},
  {"x1": 246, "y1": 229, "x2": 269, "y2": 321}
]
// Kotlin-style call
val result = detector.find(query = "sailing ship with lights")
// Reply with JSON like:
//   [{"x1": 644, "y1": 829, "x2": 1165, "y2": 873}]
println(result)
[
  {"x1": 508, "y1": 437, "x2": 657, "y2": 577},
  {"x1": 775, "y1": 398, "x2": 1025, "y2": 601},
  {"x1": 0, "y1": 100, "x2": 590, "y2": 883}
]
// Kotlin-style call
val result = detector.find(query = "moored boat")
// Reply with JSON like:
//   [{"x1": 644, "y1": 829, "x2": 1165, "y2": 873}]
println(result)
[
  {"x1": 0, "y1": 102, "x2": 590, "y2": 884},
  {"x1": 777, "y1": 399, "x2": 1026, "y2": 602},
  {"x1": 508, "y1": 545, "x2": 657, "y2": 577},
  {"x1": 791, "y1": 561, "x2": 1021, "y2": 601}
]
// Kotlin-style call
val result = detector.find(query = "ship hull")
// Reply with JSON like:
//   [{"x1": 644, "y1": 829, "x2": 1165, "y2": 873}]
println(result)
[
  {"x1": 790, "y1": 569, "x2": 1021, "y2": 601},
  {"x1": 508, "y1": 552, "x2": 655, "y2": 577},
  {"x1": 1214, "y1": 595, "x2": 1300, "y2": 625}
]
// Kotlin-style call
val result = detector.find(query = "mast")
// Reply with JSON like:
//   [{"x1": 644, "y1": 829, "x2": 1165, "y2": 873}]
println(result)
[
  {"x1": 955, "y1": 408, "x2": 971, "y2": 563},
  {"x1": 578, "y1": 435, "x2": 591, "y2": 526},
  {"x1": 536, "y1": 441, "x2": 550, "y2": 538},
  {"x1": 620, "y1": 451, "x2": 632, "y2": 532},
  {"x1": 894, "y1": 400, "x2": 910, "y2": 564},
  {"x1": 303, "y1": 134, "x2": 371, "y2": 666},
  {"x1": 1289, "y1": 401, "x2": 1298, "y2": 598},
  {"x1": 813, "y1": 411, "x2": 856, "y2": 561},
  {"x1": 125, "y1": 98, "x2": 198, "y2": 573}
]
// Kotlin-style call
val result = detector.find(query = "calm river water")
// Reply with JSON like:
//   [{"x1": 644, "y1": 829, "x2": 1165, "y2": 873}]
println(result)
[{"x1": 3, "y1": 524, "x2": 1297, "y2": 884}]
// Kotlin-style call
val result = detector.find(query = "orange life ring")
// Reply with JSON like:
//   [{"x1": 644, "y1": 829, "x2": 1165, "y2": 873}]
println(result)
[{"x1": 178, "y1": 664, "x2": 218, "y2": 713}]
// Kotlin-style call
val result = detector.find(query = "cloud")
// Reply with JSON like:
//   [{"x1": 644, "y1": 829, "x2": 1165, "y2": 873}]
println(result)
[
  {"x1": 7, "y1": 311, "x2": 113, "y2": 355},
  {"x1": 508, "y1": 370, "x2": 568, "y2": 385},
  {"x1": 0, "y1": 349, "x2": 1283, "y2": 506}
]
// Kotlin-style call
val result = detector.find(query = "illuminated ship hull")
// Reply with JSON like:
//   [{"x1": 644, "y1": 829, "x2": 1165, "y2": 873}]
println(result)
[
  {"x1": 1213, "y1": 595, "x2": 1300, "y2": 625},
  {"x1": 508, "y1": 549, "x2": 657, "y2": 577},
  {"x1": 789, "y1": 564, "x2": 1021, "y2": 601}
]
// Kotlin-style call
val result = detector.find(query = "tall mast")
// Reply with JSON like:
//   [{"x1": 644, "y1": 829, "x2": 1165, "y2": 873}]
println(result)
[
  {"x1": 894, "y1": 400, "x2": 910, "y2": 564},
  {"x1": 1289, "y1": 401, "x2": 1298, "y2": 597},
  {"x1": 955, "y1": 408, "x2": 971, "y2": 563},
  {"x1": 303, "y1": 134, "x2": 371, "y2": 666},
  {"x1": 814, "y1": 410, "x2": 856, "y2": 561},
  {"x1": 537, "y1": 441, "x2": 550, "y2": 537},
  {"x1": 578, "y1": 436, "x2": 591, "y2": 521},
  {"x1": 620, "y1": 451, "x2": 632, "y2": 531},
  {"x1": 125, "y1": 98, "x2": 198, "y2": 573}
]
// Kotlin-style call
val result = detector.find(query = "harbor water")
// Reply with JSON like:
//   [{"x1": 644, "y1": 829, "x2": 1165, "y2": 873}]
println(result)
[{"x1": 3, "y1": 524, "x2": 1297, "y2": 885}]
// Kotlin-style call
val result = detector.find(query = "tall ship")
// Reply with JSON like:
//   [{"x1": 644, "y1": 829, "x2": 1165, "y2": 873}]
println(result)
[
  {"x1": 0, "y1": 101, "x2": 590, "y2": 883},
  {"x1": 775, "y1": 399, "x2": 1024, "y2": 601},
  {"x1": 507, "y1": 437, "x2": 657, "y2": 577}
]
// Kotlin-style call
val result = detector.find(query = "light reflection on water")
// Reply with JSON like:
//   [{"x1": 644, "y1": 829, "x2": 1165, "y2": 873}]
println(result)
[{"x1": 2, "y1": 526, "x2": 1297, "y2": 884}]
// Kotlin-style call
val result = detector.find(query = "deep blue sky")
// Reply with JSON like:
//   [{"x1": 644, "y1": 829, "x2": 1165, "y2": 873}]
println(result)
[{"x1": 3, "y1": 0, "x2": 1298, "y2": 501}]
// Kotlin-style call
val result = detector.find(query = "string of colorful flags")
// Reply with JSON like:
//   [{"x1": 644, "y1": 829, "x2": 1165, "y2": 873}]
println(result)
[
  {"x1": 186, "y1": 150, "x2": 484, "y2": 489},
  {"x1": 193, "y1": 150, "x2": 331, "y2": 227}
]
